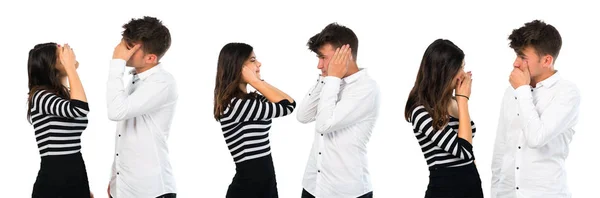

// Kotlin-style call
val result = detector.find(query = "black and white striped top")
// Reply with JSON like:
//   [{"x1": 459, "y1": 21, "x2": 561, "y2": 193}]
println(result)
[
  {"x1": 410, "y1": 105, "x2": 476, "y2": 168},
  {"x1": 29, "y1": 90, "x2": 89, "y2": 157},
  {"x1": 219, "y1": 95, "x2": 296, "y2": 163}
]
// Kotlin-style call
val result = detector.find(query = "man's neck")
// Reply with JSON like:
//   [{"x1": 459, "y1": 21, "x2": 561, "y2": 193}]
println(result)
[
  {"x1": 531, "y1": 69, "x2": 557, "y2": 88},
  {"x1": 135, "y1": 63, "x2": 159, "y2": 74},
  {"x1": 343, "y1": 62, "x2": 360, "y2": 78}
]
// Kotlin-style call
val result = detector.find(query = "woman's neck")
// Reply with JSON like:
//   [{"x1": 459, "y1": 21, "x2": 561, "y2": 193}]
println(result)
[
  {"x1": 239, "y1": 83, "x2": 248, "y2": 93},
  {"x1": 447, "y1": 98, "x2": 459, "y2": 118},
  {"x1": 61, "y1": 76, "x2": 69, "y2": 88}
]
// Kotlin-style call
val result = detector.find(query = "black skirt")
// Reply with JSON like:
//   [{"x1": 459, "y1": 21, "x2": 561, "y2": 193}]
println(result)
[
  {"x1": 226, "y1": 154, "x2": 278, "y2": 198},
  {"x1": 425, "y1": 163, "x2": 484, "y2": 198},
  {"x1": 32, "y1": 152, "x2": 90, "y2": 198}
]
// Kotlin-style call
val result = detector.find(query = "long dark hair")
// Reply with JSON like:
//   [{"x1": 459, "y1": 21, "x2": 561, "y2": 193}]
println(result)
[
  {"x1": 404, "y1": 39, "x2": 465, "y2": 130},
  {"x1": 27, "y1": 42, "x2": 70, "y2": 121},
  {"x1": 213, "y1": 42, "x2": 256, "y2": 120}
]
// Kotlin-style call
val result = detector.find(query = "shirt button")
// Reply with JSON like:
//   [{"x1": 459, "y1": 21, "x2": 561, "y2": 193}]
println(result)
[
  {"x1": 516, "y1": 187, "x2": 519, "y2": 190},
  {"x1": 518, "y1": 146, "x2": 521, "y2": 149},
  {"x1": 116, "y1": 153, "x2": 119, "y2": 156},
  {"x1": 517, "y1": 113, "x2": 519, "y2": 116},
  {"x1": 117, "y1": 172, "x2": 120, "y2": 175},
  {"x1": 516, "y1": 167, "x2": 519, "y2": 170},
  {"x1": 515, "y1": 97, "x2": 517, "y2": 100},
  {"x1": 318, "y1": 170, "x2": 321, "y2": 173},
  {"x1": 309, "y1": 94, "x2": 311, "y2": 96},
  {"x1": 118, "y1": 134, "x2": 121, "y2": 137},
  {"x1": 321, "y1": 134, "x2": 323, "y2": 136},
  {"x1": 318, "y1": 152, "x2": 321, "y2": 155}
]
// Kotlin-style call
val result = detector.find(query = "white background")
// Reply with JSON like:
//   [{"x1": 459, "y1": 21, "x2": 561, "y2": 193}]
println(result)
[{"x1": 1, "y1": 0, "x2": 598, "y2": 197}]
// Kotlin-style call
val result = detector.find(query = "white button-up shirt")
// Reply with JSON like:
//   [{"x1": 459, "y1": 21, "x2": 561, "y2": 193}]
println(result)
[
  {"x1": 491, "y1": 72, "x2": 580, "y2": 198},
  {"x1": 297, "y1": 69, "x2": 380, "y2": 198},
  {"x1": 107, "y1": 59, "x2": 178, "y2": 198}
]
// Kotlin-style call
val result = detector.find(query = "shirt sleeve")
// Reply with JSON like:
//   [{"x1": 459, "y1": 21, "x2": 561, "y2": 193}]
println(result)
[
  {"x1": 32, "y1": 90, "x2": 89, "y2": 118},
  {"x1": 314, "y1": 76, "x2": 379, "y2": 134},
  {"x1": 491, "y1": 87, "x2": 511, "y2": 197},
  {"x1": 296, "y1": 75, "x2": 325, "y2": 124},
  {"x1": 411, "y1": 106, "x2": 475, "y2": 161},
  {"x1": 514, "y1": 84, "x2": 580, "y2": 148},
  {"x1": 221, "y1": 95, "x2": 296, "y2": 123},
  {"x1": 106, "y1": 59, "x2": 175, "y2": 121}
]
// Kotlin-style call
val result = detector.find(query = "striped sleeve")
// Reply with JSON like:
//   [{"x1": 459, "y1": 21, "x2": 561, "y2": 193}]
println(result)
[
  {"x1": 33, "y1": 90, "x2": 89, "y2": 118},
  {"x1": 411, "y1": 106, "x2": 474, "y2": 160},
  {"x1": 222, "y1": 95, "x2": 296, "y2": 122}
]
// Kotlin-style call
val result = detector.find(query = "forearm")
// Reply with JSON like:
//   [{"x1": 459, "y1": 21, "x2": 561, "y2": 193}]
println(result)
[
  {"x1": 65, "y1": 68, "x2": 87, "y2": 102},
  {"x1": 457, "y1": 98, "x2": 472, "y2": 143},
  {"x1": 296, "y1": 79, "x2": 324, "y2": 123},
  {"x1": 265, "y1": 81, "x2": 294, "y2": 103},
  {"x1": 250, "y1": 80, "x2": 289, "y2": 103}
]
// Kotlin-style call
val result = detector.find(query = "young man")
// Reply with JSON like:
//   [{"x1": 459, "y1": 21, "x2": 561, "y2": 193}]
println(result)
[
  {"x1": 106, "y1": 16, "x2": 178, "y2": 198},
  {"x1": 296, "y1": 23, "x2": 379, "y2": 198},
  {"x1": 491, "y1": 20, "x2": 580, "y2": 198}
]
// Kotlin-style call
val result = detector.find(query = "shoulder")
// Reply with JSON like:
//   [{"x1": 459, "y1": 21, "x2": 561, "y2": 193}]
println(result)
[
  {"x1": 32, "y1": 89, "x2": 59, "y2": 101},
  {"x1": 356, "y1": 74, "x2": 380, "y2": 96},
  {"x1": 555, "y1": 78, "x2": 580, "y2": 96},
  {"x1": 410, "y1": 105, "x2": 429, "y2": 122},
  {"x1": 147, "y1": 67, "x2": 176, "y2": 84}
]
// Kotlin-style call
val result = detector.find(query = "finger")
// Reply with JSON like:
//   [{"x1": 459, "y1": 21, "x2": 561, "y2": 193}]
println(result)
[
  {"x1": 458, "y1": 75, "x2": 465, "y2": 87},
  {"x1": 455, "y1": 77, "x2": 461, "y2": 89},
  {"x1": 341, "y1": 47, "x2": 350, "y2": 64},
  {"x1": 57, "y1": 45, "x2": 64, "y2": 57},
  {"x1": 332, "y1": 47, "x2": 341, "y2": 63},
  {"x1": 522, "y1": 60, "x2": 530, "y2": 74},
  {"x1": 129, "y1": 44, "x2": 142, "y2": 54}
]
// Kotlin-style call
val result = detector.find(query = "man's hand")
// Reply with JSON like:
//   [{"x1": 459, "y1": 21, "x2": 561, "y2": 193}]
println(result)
[
  {"x1": 509, "y1": 60, "x2": 531, "y2": 89},
  {"x1": 327, "y1": 44, "x2": 351, "y2": 78},
  {"x1": 113, "y1": 40, "x2": 141, "y2": 61}
]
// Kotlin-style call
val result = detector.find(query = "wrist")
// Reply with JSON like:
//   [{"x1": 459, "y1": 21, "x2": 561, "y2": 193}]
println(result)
[
  {"x1": 248, "y1": 79, "x2": 264, "y2": 86},
  {"x1": 456, "y1": 97, "x2": 469, "y2": 105},
  {"x1": 65, "y1": 67, "x2": 78, "y2": 75}
]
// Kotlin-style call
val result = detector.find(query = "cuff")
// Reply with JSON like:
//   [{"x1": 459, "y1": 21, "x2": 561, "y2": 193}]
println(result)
[
  {"x1": 109, "y1": 59, "x2": 126, "y2": 75},
  {"x1": 70, "y1": 99, "x2": 90, "y2": 111},
  {"x1": 513, "y1": 85, "x2": 532, "y2": 100}
]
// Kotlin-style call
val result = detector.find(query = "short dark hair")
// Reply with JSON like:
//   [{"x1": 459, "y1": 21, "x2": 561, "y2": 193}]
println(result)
[
  {"x1": 122, "y1": 16, "x2": 171, "y2": 59},
  {"x1": 508, "y1": 20, "x2": 562, "y2": 61},
  {"x1": 307, "y1": 23, "x2": 358, "y2": 60}
]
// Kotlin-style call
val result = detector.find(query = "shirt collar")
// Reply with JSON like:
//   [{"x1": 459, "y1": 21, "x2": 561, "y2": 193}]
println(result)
[
  {"x1": 342, "y1": 68, "x2": 366, "y2": 84},
  {"x1": 536, "y1": 70, "x2": 560, "y2": 88},
  {"x1": 129, "y1": 64, "x2": 162, "y2": 81}
]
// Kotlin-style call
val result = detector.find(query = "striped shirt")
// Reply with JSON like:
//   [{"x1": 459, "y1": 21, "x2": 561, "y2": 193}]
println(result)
[
  {"x1": 29, "y1": 90, "x2": 89, "y2": 157},
  {"x1": 219, "y1": 95, "x2": 296, "y2": 163},
  {"x1": 410, "y1": 105, "x2": 476, "y2": 168}
]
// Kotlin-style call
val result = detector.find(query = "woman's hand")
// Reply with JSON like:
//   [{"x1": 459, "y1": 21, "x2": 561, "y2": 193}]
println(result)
[
  {"x1": 242, "y1": 66, "x2": 261, "y2": 84},
  {"x1": 58, "y1": 44, "x2": 77, "y2": 71},
  {"x1": 455, "y1": 71, "x2": 472, "y2": 103}
]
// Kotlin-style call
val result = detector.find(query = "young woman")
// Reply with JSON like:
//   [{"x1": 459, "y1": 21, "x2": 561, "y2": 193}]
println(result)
[
  {"x1": 27, "y1": 43, "x2": 93, "y2": 197},
  {"x1": 404, "y1": 39, "x2": 483, "y2": 198},
  {"x1": 213, "y1": 43, "x2": 296, "y2": 198}
]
